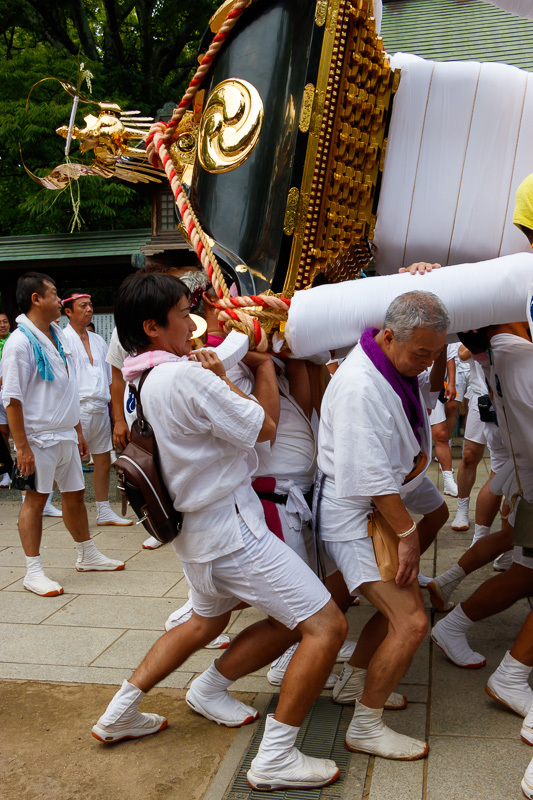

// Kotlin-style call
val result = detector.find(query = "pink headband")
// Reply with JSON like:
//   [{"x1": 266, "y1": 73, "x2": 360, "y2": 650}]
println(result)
[{"x1": 62, "y1": 293, "x2": 91, "y2": 306}]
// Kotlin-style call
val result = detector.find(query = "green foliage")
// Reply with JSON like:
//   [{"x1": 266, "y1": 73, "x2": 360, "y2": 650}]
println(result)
[{"x1": 0, "y1": 0, "x2": 220, "y2": 235}]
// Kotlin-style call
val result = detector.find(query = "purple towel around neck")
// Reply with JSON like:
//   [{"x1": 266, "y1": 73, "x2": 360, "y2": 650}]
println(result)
[{"x1": 360, "y1": 328, "x2": 425, "y2": 445}]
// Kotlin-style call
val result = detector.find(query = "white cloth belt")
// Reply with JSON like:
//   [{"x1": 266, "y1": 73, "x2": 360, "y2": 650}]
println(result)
[{"x1": 275, "y1": 479, "x2": 312, "y2": 526}]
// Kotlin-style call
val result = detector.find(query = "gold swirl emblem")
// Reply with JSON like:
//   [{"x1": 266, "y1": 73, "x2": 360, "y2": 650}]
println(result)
[{"x1": 198, "y1": 79, "x2": 264, "y2": 173}]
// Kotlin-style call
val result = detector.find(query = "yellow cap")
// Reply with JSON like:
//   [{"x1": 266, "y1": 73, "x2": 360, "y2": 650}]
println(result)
[{"x1": 513, "y1": 173, "x2": 533, "y2": 232}]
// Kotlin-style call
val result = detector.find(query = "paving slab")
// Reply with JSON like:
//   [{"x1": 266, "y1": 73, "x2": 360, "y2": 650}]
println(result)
[{"x1": 1, "y1": 455, "x2": 530, "y2": 800}]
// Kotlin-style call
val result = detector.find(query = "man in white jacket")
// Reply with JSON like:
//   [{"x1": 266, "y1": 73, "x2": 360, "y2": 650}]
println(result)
[
  {"x1": 1, "y1": 272, "x2": 124, "y2": 596},
  {"x1": 316, "y1": 290, "x2": 450, "y2": 760},
  {"x1": 61, "y1": 290, "x2": 132, "y2": 527}
]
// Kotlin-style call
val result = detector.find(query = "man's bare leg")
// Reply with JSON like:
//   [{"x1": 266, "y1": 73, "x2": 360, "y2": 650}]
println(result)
[
  {"x1": 432, "y1": 563, "x2": 533, "y2": 668},
  {"x1": 62, "y1": 490, "x2": 124, "y2": 571},
  {"x1": 428, "y1": 518, "x2": 513, "y2": 611},
  {"x1": 19, "y1": 490, "x2": 64, "y2": 596},
  {"x1": 92, "y1": 610, "x2": 234, "y2": 742},
  {"x1": 486, "y1": 609, "x2": 533, "y2": 718},
  {"x1": 452, "y1": 439, "x2": 485, "y2": 530},
  {"x1": 92, "y1": 450, "x2": 133, "y2": 526},
  {"x1": 341, "y1": 580, "x2": 429, "y2": 760}
]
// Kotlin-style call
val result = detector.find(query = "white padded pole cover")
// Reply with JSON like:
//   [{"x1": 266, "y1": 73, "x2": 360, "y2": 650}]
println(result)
[
  {"x1": 372, "y1": 54, "x2": 533, "y2": 274},
  {"x1": 480, "y1": 0, "x2": 533, "y2": 19},
  {"x1": 286, "y1": 254, "x2": 533, "y2": 358}
]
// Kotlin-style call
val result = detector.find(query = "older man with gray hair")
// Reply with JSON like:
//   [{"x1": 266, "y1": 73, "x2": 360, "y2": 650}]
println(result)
[{"x1": 316, "y1": 290, "x2": 450, "y2": 761}]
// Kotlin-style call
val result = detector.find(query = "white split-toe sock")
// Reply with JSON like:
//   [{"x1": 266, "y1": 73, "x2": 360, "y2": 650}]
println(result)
[
  {"x1": 494, "y1": 550, "x2": 514, "y2": 572},
  {"x1": 427, "y1": 563, "x2": 466, "y2": 612},
  {"x1": 345, "y1": 700, "x2": 428, "y2": 760},
  {"x1": 42, "y1": 492, "x2": 62, "y2": 517},
  {"x1": 247, "y1": 713, "x2": 339, "y2": 791},
  {"x1": 23, "y1": 554, "x2": 63, "y2": 596},
  {"x1": 96, "y1": 500, "x2": 133, "y2": 526},
  {"x1": 164, "y1": 597, "x2": 230, "y2": 648},
  {"x1": 522, "y1": 757, "x2": 533, "y2": 797},
  {"x1": 442, "y1": 470, "x2": 458, "y2": 497},
  {"x1": 91, "y1": 679, "x2": 167, "y2": 742},
  {"x1": 418, "y1": 573, "x2": 432, "y2": 588},
  {"x1": 142, "y1": 535, "x2": 164, "y2": 549},
  {"x1": 75, "y1": 538, "x2": 125, "y2": 571},
  {"x1": 333, "y1": 664, "x2": 406, "y2": 709},
  {"x1": 267, "y1": 643, "x2": 338, "y2": 689},
  {"x1": 486, "y1": 651, "x2": 533, "y2": 717},
  {"x1": 431, "y1": 605, "x2": 486, "y2": 668},
  {"x1": 452, "y1": 497, "x2": 470, "y2": 530},
  {"x1": 336, "y1": 639, "x2": 357, "y2": 663},
  {"x1": 186, "y1": 662, "x2": 258, "y2": 727},
  {"x1": 521, "y1": 702, "x2": 533, "y2": 746},
  {"x1": 471, "y1": 524, "x2": 491, "y2": 546}
]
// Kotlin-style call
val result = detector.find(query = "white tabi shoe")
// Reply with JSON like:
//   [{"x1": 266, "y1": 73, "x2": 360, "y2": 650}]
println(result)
[
  {"x1": 96, "y1": 502, "x2": 133, "y2": 526},
  {"x1": 521, "y1": 703, "x2": 533, "y2": 746},
  {"x1": 164, "y1": 598, "x2": 230, "y2": 648},
  {"x1": 142, "y1": 535, "x2": 164, "y2": 549},
  {"x1": 345, "y1": 701, "x2": 428, "y2": 760},
  {"x1": 431, "y1": 609, "x2": 486, "y2": 668},
  {"x1": 451, "y1": 511, "x2": 469, "y2": 531},
  {"x1": 333, "y1": 664, "x2": 406, "y2": 709},
  {"x1": 75, "y1": 539, "x2": 125, "y2": 572},
  {"x1": 267, "y1": 643, "x2": 338, "y2": 689},
  {"x1": 186, "y1": 681, "x2": 258, "y2": 728},
  {"x1": 486, "y1": 651, "x2": 533, "y2": 717},
  {"x1": 247, "y1": 714, "x2": 339, "y2": 791},
  {"x1": 91, "y1": 679, "x2": 167, "y2": 743},
  {"x1": 493, "y1": 550, "x2": 514, "y2": 571},
  {"x1": 42, "y1": 501, "x2": 62, "y2": 517},
  {"x1": 335, "y1": 639, "x2": 357, "y2": 663},
  {"x1": 522, "y1": 758, "x2": 533, "y2": 798},
  {"x1": 23, "y1": 574, "x2": 64, "y2": 597},
  {"x1": 442, "y1": 470, "x2": 458, "y2": 497}
]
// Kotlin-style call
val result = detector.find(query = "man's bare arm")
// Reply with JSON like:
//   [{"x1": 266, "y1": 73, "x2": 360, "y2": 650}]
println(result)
[{"x1": 110, "y1": 365, "x2": 130, "y2": 448}]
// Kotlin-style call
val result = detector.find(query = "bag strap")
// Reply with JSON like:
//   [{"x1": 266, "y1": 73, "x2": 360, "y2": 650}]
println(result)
[{"x1": 129, "y1": 369, "x2": 153, "y2": 430}]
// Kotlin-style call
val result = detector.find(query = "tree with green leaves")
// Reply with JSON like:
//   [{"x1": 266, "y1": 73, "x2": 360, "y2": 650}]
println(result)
[{"x1": 0, "y1": 0, "x2": 220, "y2": 235}]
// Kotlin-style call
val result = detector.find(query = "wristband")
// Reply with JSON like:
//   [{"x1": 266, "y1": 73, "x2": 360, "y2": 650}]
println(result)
[{"x1": 397, "y1": 521, "x2": 417, "y2": 538}]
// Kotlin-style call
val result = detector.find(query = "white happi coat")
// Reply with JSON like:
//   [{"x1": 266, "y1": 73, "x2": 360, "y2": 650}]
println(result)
[{"x1": 317, "y1": 343, "x2": 432, "y2": 541}]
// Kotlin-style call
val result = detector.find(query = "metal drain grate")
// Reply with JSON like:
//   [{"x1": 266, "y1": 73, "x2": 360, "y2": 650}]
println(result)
[{"x1": 224, "y1": 696, "x2": 353, "y2": 800}]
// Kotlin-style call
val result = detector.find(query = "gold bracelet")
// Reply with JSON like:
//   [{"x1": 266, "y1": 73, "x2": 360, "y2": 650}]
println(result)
[{"x1": 397, "y1": 521, "x2": 417, "y2": 538}]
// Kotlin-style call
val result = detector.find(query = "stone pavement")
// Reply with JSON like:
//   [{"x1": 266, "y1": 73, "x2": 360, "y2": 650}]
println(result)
[{"x1": 0, "y1": 456, "x2": 531, "y2": 799}]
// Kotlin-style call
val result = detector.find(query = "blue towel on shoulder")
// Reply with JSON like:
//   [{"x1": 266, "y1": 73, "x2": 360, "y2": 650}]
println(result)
[{"x1": 17, "y1": 323, "x2": 66, "y2": 381}]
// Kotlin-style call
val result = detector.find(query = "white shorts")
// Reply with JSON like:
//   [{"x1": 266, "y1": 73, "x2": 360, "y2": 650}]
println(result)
[
  {"x1": 32, "y1": 439, "x2": 85, "y2": 494},
  {"x1": 464, "y1": 401, "x2": 487, "y2": 446},
  {"x1": 0, "y1": 401, "x2": 7, "y2": 426},
  {"x1": 429, "y1": 401, "x2": 446, "y2": 426},
  {"x1": 403, "y1": 476, "x2": 444, "y2": 515},
  {"x1": 182, "y1": 518, "x2": 331, "y2": 630},
  {"x1": 486, "y1": 425, "x2": 508, "y2": 475},
  {"x1": 79, "y1": 407, "x2": 112, "y2": 455},
  {"x1": 322, "y1": 537, "x2": 381, "y2": 593},
  {"x1": 512, "y1": 546, "x2": 533, "y2": 570},
  {"x1": 319, "y1": 476, "x2": 443, "y2": 585}
]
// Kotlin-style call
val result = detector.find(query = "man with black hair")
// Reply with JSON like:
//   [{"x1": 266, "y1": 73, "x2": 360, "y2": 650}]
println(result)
[
  {"x1": 1, "y1": 272, "x2": 124, "y2": 596},
  {"x1": 61, "y1": 290, "x2": 132, "y2": 527},
  {"x1": 93, "y1": 271, "x2": 347, "y2": 792}
]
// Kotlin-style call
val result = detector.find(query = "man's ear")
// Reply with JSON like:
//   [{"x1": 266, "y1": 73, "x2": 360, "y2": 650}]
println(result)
[
  {"x1": 31, "y1": 291, "x2": 43, "y2": 308},
  {"x1": 64, "y1": 306, "x2": 72, "y2": 319},
  {"x1": 142, "y1": 319, "x2": 160, "y2": 341},
  {"x1": 382, "y1": 327, "x2": 394, "y2": 346},
  {"x1": 202, "y1": 290, "x2": 217, "y2": 309}
]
